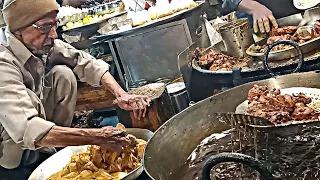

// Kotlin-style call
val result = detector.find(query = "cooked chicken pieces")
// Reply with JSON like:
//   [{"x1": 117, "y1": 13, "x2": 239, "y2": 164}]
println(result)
[
  {"x1": 192, "y1": 48, "x2": 250, "y2": 71},
  {"x1": 246, "y1": 85, "x2": 320, "y2": 124},
  {"x1": 253, "y1": 21, "x2": 320, "y2": 53}
]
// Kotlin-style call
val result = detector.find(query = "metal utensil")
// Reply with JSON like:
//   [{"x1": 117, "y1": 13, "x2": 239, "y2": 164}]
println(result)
[
  {"x1": 218, "y1": 18, "x2": 254, "y2": 57},
  {"x1": 215, "y1": 112, "x2": 273, "y2": 127},
  {"x1": 113, "y1": 83, "x2": 166, "y2": 105},
  {"x1": 277, "y1": 13, "x2": 304, "y2": 27}
]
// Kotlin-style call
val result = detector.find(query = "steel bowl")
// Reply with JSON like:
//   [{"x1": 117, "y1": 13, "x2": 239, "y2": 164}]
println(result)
[{"x1": 28, "y1": 128, "x2": 153, "y2": 180}]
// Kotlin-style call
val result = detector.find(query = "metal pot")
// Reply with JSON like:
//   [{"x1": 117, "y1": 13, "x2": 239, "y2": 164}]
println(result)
[
  {"x1": 218, "y1": 18, "x2": 254, "y2": 57},
  {"x1": 166, "y1": 82, "x2": 190, "y2": 114},
  {"x1": 143, "y1": 71, "x2": 320, "y2": 180},
  {"x1": 178, "y1": 39, "x2": 313, "y2": 102}
]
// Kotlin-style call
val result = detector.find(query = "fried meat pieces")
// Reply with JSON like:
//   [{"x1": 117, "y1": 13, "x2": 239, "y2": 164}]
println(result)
[
  {"x1": 246, "y1": 85, "x2": 320, "y2": 124},
  {"x1": 254, "y1": 21, "x2": 320, "y2": 53},
  {"x1": 192, "y1": 48, "x2": 250, "y2": 71}
]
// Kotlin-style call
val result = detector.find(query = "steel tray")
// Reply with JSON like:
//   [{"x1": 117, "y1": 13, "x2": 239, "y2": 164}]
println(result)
[
  {"x1": 89, "y1": 2, "x2": 203, "y2": 42},
  {"x1": 246, "y1": 36, "x2": 320, "y2": 61}
]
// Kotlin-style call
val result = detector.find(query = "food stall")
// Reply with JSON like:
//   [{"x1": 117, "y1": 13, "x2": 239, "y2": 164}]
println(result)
[{"x1": 27, "y1": 0, "x2": 320, "y2": 179}]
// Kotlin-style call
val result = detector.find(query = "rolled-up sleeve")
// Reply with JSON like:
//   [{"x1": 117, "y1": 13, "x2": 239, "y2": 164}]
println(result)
[
  {"x1": 222, "y1": 0, "x2": 242, "y2": 14},
  {"x1": 48, "y1": 39, "x2": 110, "y2": 86},
  {"x1": 0, "y1": 59, "x2": 54, "y2": 150}
]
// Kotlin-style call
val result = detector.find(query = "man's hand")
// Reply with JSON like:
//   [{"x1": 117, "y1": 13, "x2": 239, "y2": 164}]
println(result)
[
  {"x1": 115, "y1": 93, "x2": 151, "y2": 119},
  {"x1": 251, "y1": 4, "x2": 278, "y2": 33},
  {"x1": 96, "y1": 126, "x2": 131, "y2": 152},
  {"x1": 237, "y1": 0, "x2": 278, "y2": 33},
  {"x1": 100, "y1": 72, "x2": 151, "y2": 119}
]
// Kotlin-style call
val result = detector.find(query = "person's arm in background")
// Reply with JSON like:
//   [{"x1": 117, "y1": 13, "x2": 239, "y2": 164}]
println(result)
[{"x1": 221, "y1": 0, "x2": 278, "y2": 33}]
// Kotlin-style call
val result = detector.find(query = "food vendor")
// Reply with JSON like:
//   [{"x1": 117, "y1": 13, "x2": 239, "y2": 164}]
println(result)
[
  {"x1": 0, "y1": 0, "x2": 150, "y2": 177},
  {"x1": 221, "y1": 0, "x2": 302, "y2": 33}
]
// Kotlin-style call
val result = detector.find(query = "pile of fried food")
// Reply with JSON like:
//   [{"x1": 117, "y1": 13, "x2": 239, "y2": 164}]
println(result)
[
  {"x1": 47, "y1": 124, "x2": 147, "y2": 180},
  {"x1": 192, "y1": 48, "x2": 250, "y2": 71},
  {"x1": 246, "y1": 85, "x2": 320, "y2": 125},
  {"x1": 252, "y1": 20, "x2": 320, "y2": 53}
]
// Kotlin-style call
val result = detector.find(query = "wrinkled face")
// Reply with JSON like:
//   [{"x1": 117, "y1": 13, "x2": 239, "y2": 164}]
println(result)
[{"x1": 14, "y1": 11, "x2": 58, "y2": 56}]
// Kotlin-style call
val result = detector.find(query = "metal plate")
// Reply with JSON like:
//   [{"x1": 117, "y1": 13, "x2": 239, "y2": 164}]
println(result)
[
  {"x1": 128, "y1": 83, "x2": 166, "y2": 100},
  {"x1": 246, "y1": 36, "x2": 320, "y2": 61},
  {"x1": 61, "y1": 11, "x2": 128, "y2": 32},
  {"x1": 28, "y1": 128, "x2": 153, "y2": 180},
  {"x1": 293, "y1": 0, "x2": 320, "y2": 10}
]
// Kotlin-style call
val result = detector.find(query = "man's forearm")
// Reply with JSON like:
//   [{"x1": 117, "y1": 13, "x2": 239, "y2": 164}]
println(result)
[
  {"x1": 101, "y1": 72, "x2": 126, "y2": 98},
  {"x1": 36, "y1": 126, "x2": 101, "y2": 147}
]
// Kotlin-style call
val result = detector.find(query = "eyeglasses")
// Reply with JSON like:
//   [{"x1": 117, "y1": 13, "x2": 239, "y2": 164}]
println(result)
[{"x1": 32, "y1": 22, "x2": 58, "y2": 34}]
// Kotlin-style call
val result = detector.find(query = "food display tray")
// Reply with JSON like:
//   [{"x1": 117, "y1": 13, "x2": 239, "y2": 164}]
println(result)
[
  {"x1": 246, "y1": 36, "x2": 320, "y2": 61},
  {"x1": 90, "y1": 2, "x2": 203, "y2": 41}
]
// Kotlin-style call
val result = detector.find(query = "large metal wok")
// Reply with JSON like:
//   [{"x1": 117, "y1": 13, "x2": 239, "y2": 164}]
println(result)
[{"x1": 143, "y1": 70, "x2": 320, "y2": 179}]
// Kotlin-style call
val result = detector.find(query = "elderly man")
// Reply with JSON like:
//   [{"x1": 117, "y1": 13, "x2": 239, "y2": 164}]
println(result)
[{"x1": 0, "y1": 0, "x2": 150, "y2": 177}]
